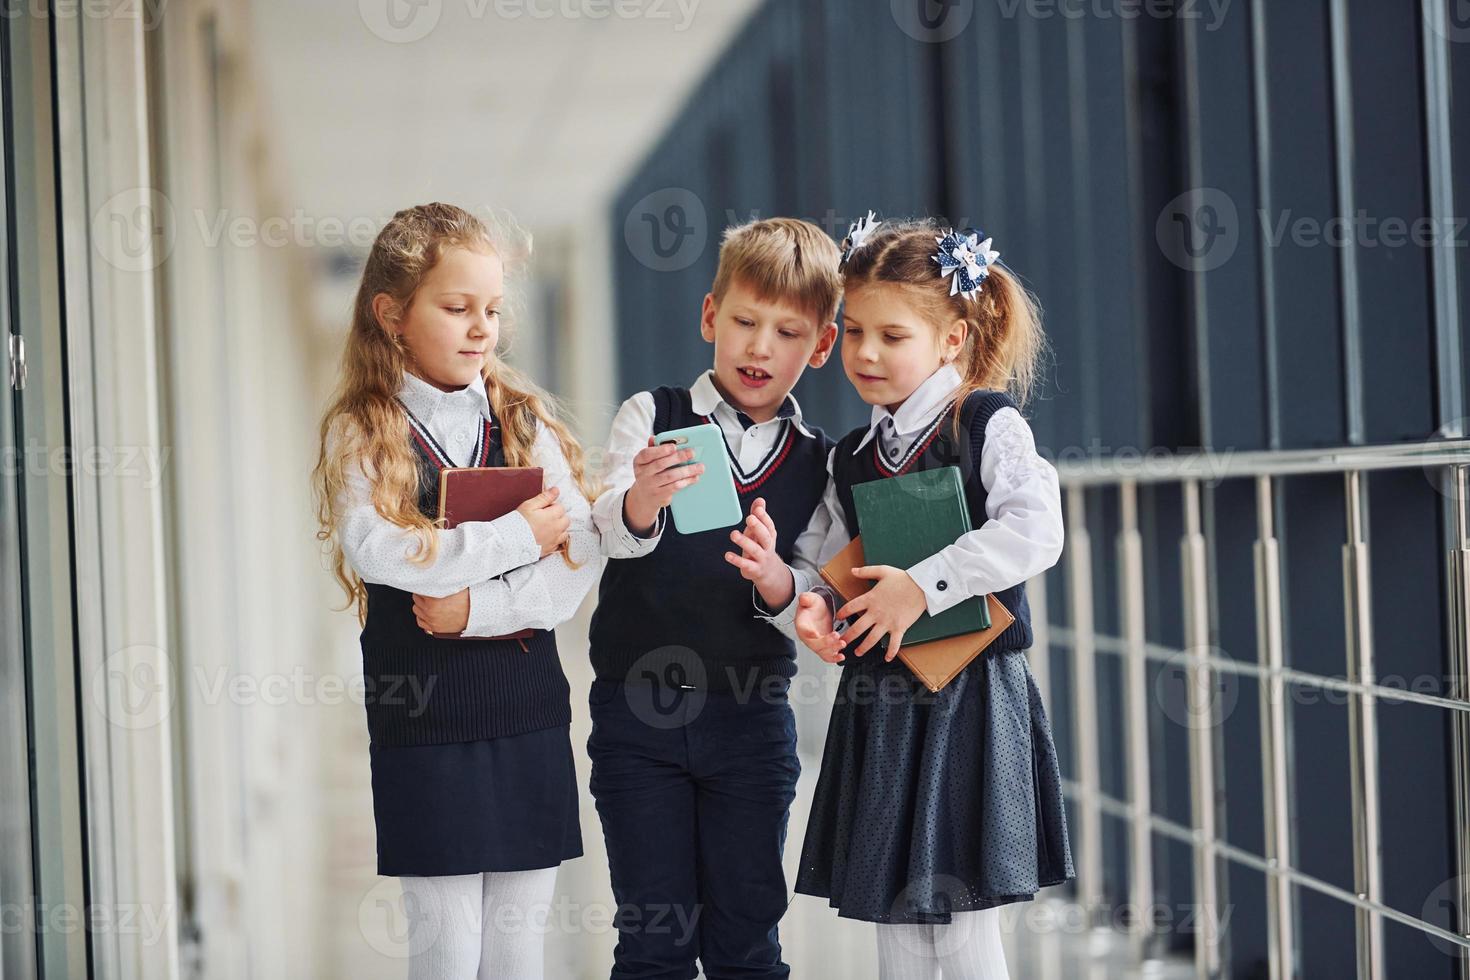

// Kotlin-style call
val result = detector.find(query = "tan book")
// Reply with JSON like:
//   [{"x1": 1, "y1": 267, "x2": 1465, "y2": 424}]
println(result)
[{"x1": 818, "y1": 535, "x2": 1015, "y2": 693}]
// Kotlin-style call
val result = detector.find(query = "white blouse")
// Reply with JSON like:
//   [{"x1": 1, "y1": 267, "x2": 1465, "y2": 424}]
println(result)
[
  {"x1": 332, "y1": 369, "x2": 603, "y2": 637},
  {"x1": 590, "y1": 369, "x2": 817, "y2": 558},
  {"x1": 755, "y1": 362, "x2": 1065, "y2": 637}
]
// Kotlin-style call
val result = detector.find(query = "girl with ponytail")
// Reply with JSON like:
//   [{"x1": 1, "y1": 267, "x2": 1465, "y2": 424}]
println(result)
[{"x1": 733, "y1": 216, "x2": 1076, "y2": 979}]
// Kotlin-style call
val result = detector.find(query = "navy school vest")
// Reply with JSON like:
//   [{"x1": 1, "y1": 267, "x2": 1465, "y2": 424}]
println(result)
[
  {"x1": 830, "y1": 388, "x2": 1035, "y2": 658},
  {"x1": 587, "y1": 385, "x2": 832, "y2": 691},
  {"x1": 358, "y1": 400, "x2": 571, "y2": 746}
]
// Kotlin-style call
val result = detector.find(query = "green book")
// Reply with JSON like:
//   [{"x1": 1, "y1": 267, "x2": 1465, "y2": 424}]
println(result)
[{"x1": 851, "y1": 466, "x2": 992, "y2": 646}]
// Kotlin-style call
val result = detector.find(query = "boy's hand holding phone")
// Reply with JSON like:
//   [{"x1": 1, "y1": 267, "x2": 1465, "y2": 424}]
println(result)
[{"x1": 623, "y1": 436, "x2": 704, "y2": 537}]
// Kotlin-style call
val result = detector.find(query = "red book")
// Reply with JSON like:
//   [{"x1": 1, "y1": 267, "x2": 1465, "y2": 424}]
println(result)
[
  {"x1": 430, "y1": 467, "x2": 544, "y2": 640},
  {"x1": 437, "y1": 466, "x2": 544, "y2": 529}
]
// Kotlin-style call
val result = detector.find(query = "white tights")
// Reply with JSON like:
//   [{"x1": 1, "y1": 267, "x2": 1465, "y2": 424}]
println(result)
[
  {"x1": 397, "y1": 867, "x2": 558, "y2": 980},
  {"x1": 875, "y1": 908, "x2": 1012, "y2": 980}
]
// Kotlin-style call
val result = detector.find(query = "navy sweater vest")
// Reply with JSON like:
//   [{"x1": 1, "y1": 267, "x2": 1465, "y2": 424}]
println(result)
[
  {"x1": 588, "y1": 385, "x2": 831, "y2": 690},
  {"x1": 831, "y1": 388, "x2": 1034, "y2": 654},
  {"x1": 358, "y1": 405, "x2": 571, "y2": 746}
]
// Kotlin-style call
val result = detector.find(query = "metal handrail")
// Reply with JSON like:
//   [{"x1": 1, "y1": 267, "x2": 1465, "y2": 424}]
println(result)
[
  {"x1": 1051, "y1": 438, "x2": 1470, "y2": 486},
  {"x1": 1048, "y1": 627, "x2": 1470, "y2": 716},
  {"x1": 1044, "y1": 450, "x2": 1470, "y2": 979},
  {"x1": 1061, "y1": 778, "x2": 1470, "y2": 953}
]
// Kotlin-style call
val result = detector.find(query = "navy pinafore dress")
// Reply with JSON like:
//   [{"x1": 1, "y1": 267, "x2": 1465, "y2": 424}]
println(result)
[
  {"x1": 794, "y1": 388, "x2": 1075, "y2": 923},
  {"x1": 361, "y1": 402, "x2": 582, "y2": 877}
]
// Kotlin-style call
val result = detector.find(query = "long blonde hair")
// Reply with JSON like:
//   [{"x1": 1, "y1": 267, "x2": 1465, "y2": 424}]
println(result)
[
  {"x1": 312, "y1": 202, "x2": 601, "y2": 623},
  {"x1": 840, "y1": 218, "x2": 1049, "y2": 440}
]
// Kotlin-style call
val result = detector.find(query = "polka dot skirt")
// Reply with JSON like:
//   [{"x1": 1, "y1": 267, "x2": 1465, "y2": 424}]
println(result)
[{"x1": 795, "y1": 648, "x2": 1076, "y2": 924}]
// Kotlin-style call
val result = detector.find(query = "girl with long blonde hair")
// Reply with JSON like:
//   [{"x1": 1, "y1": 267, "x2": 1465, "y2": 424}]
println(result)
[{"x1": 313, "y1": 202, "x2": 602, "y2": 980}]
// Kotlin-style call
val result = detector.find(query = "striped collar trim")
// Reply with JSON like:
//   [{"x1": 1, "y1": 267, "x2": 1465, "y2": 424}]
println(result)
[
  {"x1": 871, "y1": 400, "x2": 956, "y2": 476},
  {"x1": 399, "y1": 398, "x2": 495, "y2": 470},
  {"x1": 700, "y1": 413, "x2": 795, "y2": 492},
  {"x1": 851, "y1": 363, "x2": 964, "y2": 455}
]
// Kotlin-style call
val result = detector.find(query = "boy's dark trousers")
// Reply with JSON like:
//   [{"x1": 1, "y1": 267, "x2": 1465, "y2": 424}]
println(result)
[{"x1": 587, "y1": 673, "x2": 799, "y2": 980}]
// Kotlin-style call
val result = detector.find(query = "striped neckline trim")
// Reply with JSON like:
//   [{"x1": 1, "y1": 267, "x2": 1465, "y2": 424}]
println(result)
[
  {"x1": 700, "y1": 414, "x2": 795, "y2": 492},
  {"x1": 399, "y1": 398, "x2": 495, "y2": 470},
  {"x1": 873, "y1": 400, "x2": 957, "y2": 476}
]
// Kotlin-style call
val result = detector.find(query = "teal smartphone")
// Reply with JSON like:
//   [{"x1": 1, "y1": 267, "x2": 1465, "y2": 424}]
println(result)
[{"x1": 652, "y1": 422, "x2": 743, "y2": 534}]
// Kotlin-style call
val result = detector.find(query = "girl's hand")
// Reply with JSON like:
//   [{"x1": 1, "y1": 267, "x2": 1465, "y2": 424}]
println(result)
[
  {"x1": 518, "y1": 486, "x2": 569, "y2": 557},
  {"x1": 725, "y1": 498, "x2": 792, "y2": 604},
  {"x1": 794, "y1": 592, "x2": 845, "y2": 664},
  {"x1": 412, "y1": 588, "x2": 470, "y2": 634},
  {"x1": 836, "y1": 566, "x2": 928, "y2": 661},
  {"x1": 624, "y1": 437, "x2": 704, "y2": 535}
]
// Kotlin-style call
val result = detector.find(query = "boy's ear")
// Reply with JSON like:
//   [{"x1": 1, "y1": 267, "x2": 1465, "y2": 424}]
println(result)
[
  {"x1": 699, "y1": 292, "x2": 718, "y2": 342},
  {"x1": 808, "y1": 321, "x2": 839, "y2": 368}
]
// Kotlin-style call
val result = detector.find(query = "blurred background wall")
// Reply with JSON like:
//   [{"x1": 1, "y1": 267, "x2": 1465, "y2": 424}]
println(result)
[{"x1": 2, "y1": 0, "x2": 1469, "y2": 978}]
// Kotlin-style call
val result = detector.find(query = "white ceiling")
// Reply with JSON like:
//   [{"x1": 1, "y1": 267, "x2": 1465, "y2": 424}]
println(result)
[{"x1": 248, "y1": 0, "x2": 762, "y2": 235}]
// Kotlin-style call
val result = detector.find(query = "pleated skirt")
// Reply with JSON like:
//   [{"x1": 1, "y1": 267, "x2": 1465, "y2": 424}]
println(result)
[{"x1": 795, "y1": 648, "x2": 1075, "y2": 924}]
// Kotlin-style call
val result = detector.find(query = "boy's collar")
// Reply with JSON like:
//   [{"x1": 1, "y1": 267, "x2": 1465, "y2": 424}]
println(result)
[
  {"x1": 690, "y1": 369, "x2": 815, "y2": 438},
  {"x1": 397, "y1": 368, "x2": 492, "y2": 426},
  {"x1": 851, "y1": 362, "x2": 964, "y2": 454}
]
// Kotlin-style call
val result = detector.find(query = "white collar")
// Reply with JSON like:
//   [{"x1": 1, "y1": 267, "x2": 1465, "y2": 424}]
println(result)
[
  {"x1": 852, "y1": 362, "x2": 964, "y2": 454},
  {"x1": 689, "y1": 369, "x2": 816, "y2": 439},
  {"x1": 397, "y1": 369, "x2": 492, "y2": 428}
]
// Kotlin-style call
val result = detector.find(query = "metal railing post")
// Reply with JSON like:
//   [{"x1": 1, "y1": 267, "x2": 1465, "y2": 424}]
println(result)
[
  {"x1": 1066, "y1": 485, "x2": 1104, "y2": 924},
  {"x1": 1118, "y1": 481, "x2": 1155, "y2": 961},
  {"x1": 1182, "y1": 480, "x2": 1222, "y2": 977},
  {"x1": 1448, "y1": 464, "x2": 1470, "y2": 980},
  {"x1": 1343, "y1": 470, "x2": 1384, "y2": 980},
  {"x1": 1254, "y1": 476, "x2": 1297, "y2": 980}
]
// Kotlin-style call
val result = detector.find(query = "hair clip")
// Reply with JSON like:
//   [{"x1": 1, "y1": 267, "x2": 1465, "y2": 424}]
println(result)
[
  {"x1": 840, "y1": 210, "x2": 882, "y2": 269},
  {"x1": 932, "y1": 228, "x2": 1000, "y2": 299}
]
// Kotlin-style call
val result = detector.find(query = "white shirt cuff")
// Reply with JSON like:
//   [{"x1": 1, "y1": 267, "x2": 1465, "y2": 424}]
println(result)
[
  {"x1": 493, "y1": 508, "x2": 543, "y2": 571},
  {"x1": 459, "y1": 512, "x2": 542, "y2": 636},
  {"x1": 601, "y1": 488, "x2": 664, "y2": 559},
  {"x1": 752, "y1": 565, "x2": 810, "y2": 629},
  {"x1": 905, "y1": 551, "x2": 970, "y2": 617},
  {"x1": 752, "y1": 582, "x2": 797, "y2": 628},
  {"x1": 463, "y1": 562, "x2": 555, "y2": 637},
  {"x1": 464, "y1": 578, "x2": 509, "y2": 637}
]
